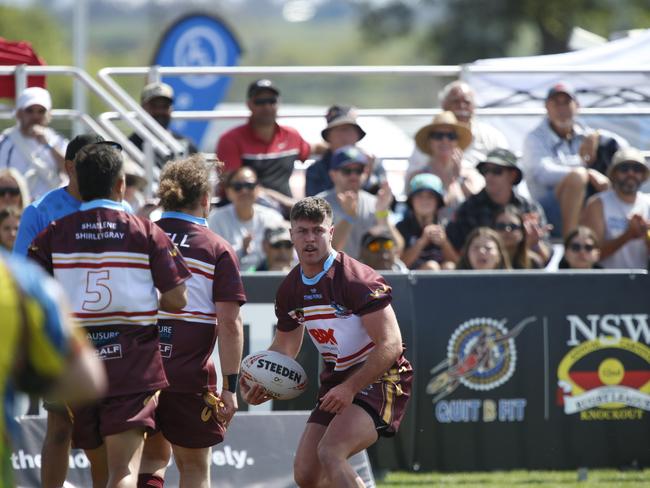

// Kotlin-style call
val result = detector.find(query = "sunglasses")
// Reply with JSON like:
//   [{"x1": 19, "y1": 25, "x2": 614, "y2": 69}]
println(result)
[
  {"x1": 494, "y1": 222, "x2": 522, "y2": 232},
  {"x1": 479, "y1": 165, "x2": 506, "y2": 176},
  {"x1": 270, "y1": 241, "x2": 293, "y2": 250},
  {"x1": 616, "y1": 162, "x2": 645, "y2": 174},
  {"x1": 230, "y1": 181, "x2": 257, "y2": 192},
  {"x1": 568, "y1": 242, "x2": 596, "y2": 252},
  {"x1": 0, "y1": 187, "x2": 20, "y2": 197},
  {"x1": 252, "y1": 97, "x2": 278, "y2": 106},
  {"x1": 429, "y1": 131, "x2": 458, "y2": 141},
  {"x1": 366, "y1": 239, "x2": 394, "y2": 252},
  {"x1": 339, "y1": 166, "x2": 365, "y2": 176}
]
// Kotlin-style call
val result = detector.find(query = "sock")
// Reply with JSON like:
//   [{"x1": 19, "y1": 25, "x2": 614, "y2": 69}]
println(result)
[{"x1": 137, "y1": 473, "x2": 164, "y2": 488}]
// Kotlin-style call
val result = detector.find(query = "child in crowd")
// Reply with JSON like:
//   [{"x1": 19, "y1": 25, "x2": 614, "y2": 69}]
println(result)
[
  {"x1": 397, "y1": 173, "x2": 458, "y2": 270},
  {"x1": 493, "y1": 205, "x2": 545, "y2": 269},
  {"x1": 457, "y1": 227, "x2": 511, "y2": 270},
  {"x1": 0, "y1": 207, "x2": 21, "y2": 251},
  {"x1": 559, "y1": 226, "x2": 602, "y2": 269}
]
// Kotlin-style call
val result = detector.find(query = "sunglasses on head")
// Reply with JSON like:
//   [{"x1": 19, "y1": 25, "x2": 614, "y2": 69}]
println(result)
[
  {"x1": 616, "y1": 162, "x2": 645, "y2": 174},
  {"x1": 339, "y1": 166, "x2": 364, "y2": 176},
  {"x1": 0, "y1": 187, "x2": 20, "y2": 197},
  {"x1": 230, "y1": 181, "x2": 257, "y2": 192},
  {"x1": 494, "y1": 222, "x2": 522, "y2": 232},
  {"x1": 252, "y1": 97, "x2": 278, "y2": 106},
  {"x1": 271, "y1": 241, "x2": 293, "y2": 250},
  {"x1": 479, "y1": 165, "x2": 506, "y2": 176},
  {"x1": 568, "y1": 242, "x2": 596, "y2": 253},
  {"x1": 429, "y1": 131, "x2": 458, "y2": 141},
  {"x1": 366, "y1": 239, "x2": 394, "y2": 252}
]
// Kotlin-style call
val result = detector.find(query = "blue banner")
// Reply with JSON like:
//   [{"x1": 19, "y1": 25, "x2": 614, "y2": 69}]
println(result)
[{"x1": 153, "y1": 13, "x2": 242, "y2": 150}]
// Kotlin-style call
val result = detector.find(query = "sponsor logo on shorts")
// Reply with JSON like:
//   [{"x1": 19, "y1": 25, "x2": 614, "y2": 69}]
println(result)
[
  {"x1": 160, "y1": 343, "x2": 173, "y2": 358},
  {"x1": 96, "y1": 343, "x2": 122, "y2": 360}
]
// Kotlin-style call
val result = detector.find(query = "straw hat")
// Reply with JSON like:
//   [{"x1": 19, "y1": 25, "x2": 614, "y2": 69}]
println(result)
[{"x1": 414, "y1": 111, "x2": 472, "y2": 154}]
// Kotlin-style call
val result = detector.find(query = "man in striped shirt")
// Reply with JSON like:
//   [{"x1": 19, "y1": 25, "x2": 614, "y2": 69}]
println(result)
[{"x1": 29, "y1": 143, "x2": 190, "y2": 488}]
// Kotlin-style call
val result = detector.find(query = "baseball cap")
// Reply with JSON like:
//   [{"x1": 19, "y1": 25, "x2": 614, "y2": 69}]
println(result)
[
  {"x1": 407, "y1": 173, "x2": 445, "y2": 207},
  {"x1": 247, "y1": 79, "x2": 280, "y2": 99},
  {"x1": 546, "y1": 82, "x2": 576, "y2": 101},
  {"x1": 477, "y1": 148, "x2": 523, "y2": 185},
  {"x1": 330, "y1": 145, "x2": 369, "y2": 170},
  {"x1": 141, "y1": 82, "x2": 174, "y2": 104},
  {"x1": 264, "y1": 223, "x2": 292, "y2": 245},
  {"x1": 16, "y1": 87, "x2": 52, "y2": 111},
  {"x1": 321, "y1": 105, "x2": 366, "y2": 142},
  {"x1": 65, "y1": 134, "x2": 105, "y2": 161}
]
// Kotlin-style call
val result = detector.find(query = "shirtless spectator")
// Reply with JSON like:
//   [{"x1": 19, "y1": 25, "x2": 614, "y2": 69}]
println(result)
[
  {"x1": 581, "y1": 147, "x2": 650, "y2": 269},
  {"x1": 216, "y1": 79, "x2": 311, "y2": 212},
  {"x1": 521, "y1": 82, "x2": 627, "y2": 238},
  {"x1": 408, "y1": 80, "x2": 509, "y2": 172},
  {"x1": 0, "y1": 87, "x2": 67, "y2": 199}
]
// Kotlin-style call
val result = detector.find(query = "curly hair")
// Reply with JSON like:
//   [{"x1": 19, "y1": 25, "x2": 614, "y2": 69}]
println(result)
[
  {"x1": 290, "y1": 196, "x2": 333, "y2": 224},
  {"x1": 158, "y1": 154, "x2": 217, "y2": 211}
]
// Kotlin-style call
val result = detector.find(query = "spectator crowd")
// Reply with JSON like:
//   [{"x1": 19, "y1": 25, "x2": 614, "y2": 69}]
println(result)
[
  {"x1": 3, "y1": 79, "x2": 648, "y2": 273},
  {"x1": 1, "y1": 75, "x2": 649, "y2": 488}
]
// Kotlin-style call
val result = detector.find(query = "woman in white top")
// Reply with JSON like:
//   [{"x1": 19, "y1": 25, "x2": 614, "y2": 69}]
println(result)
[
  {"x1": 208, "y1": 166, "x2": 285, "y2": 271},
  {"x1": 409, "y1": 111, "x2": 484, "y2": 222}
]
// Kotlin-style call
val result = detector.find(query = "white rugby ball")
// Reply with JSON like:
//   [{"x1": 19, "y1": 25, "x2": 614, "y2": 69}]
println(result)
[{"x1": 241, "y1": 350, "x2": 308, "y2": 400}]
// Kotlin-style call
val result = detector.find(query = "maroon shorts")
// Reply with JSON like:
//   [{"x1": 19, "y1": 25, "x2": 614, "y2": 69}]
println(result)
[
  {"x1": 309, "y1": 356, "x2": 413, "y2": 437},
  {"x1": 155, "y1": 390, "x2": 226, "y2": 449},
  {"x1": 71, "y1": 391, "x2": 159, "y2": 450}
]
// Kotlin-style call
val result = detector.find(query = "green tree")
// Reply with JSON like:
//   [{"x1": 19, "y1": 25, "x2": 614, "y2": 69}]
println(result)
[{"x1": 358, "y1": 0, "x2": 650, "y2": 63}]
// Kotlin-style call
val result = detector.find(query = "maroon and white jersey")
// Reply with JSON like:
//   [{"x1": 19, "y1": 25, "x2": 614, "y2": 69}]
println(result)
[
  {"x1": 29, "y1": 200, "x2": 191, "y2": 396},
  {"x1": 275, "y1": 251, "x2": 392, "y2": 383},
  {"x1": 156, "y1": 213, "x2": 246, "y2": 393}
]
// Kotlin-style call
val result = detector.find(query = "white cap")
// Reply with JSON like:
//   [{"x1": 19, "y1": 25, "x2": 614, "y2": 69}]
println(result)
[{"x1": 16, "y1": 87, "x2": 52, "y2": 111}]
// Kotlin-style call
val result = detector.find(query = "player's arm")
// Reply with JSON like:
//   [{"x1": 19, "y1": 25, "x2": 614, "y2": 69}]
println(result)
[
  {"x1": 319, "y1": 305, "x2": 402, "y2": 414},
  {"x1": 240, "y1": 325, "x2": 304, "y2": 405},
  {"x1": 216, "y1": 301, "x2": 243, "y2": 422},
  {"x1": 159, "y1": 283, "x2": 187, "y2": 311}
]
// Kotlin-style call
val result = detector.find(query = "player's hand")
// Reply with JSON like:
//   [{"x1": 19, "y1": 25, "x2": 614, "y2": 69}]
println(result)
[
  {"x1": 319, "y1": 383, "x2": 355, "y2": 414},
  {"x1": 239, "y1": 376, "x2": 272, "y2": 405},
  {"x1": 219, "y1": 390, "x2": 238, "y2": 426}
]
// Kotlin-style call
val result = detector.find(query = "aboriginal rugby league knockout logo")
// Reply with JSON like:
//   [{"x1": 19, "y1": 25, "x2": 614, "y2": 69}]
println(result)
[
  {"x1": 557, "y1": 314, "x2": 650, "y2": 421},
  {"x1": 427, "y1": 316, "x2": 535, "y2": 403}
]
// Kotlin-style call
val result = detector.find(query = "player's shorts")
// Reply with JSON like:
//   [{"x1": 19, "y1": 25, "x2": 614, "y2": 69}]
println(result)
[
  {"x1": 71, "y1": 390, "x2": 159, "y2": 450},
  {"x1": 155, "y1": 390, "x2": 226, "y2": 449},
  {"x1": 308, "y1": 356, "x2": 413, "y2": 437}
]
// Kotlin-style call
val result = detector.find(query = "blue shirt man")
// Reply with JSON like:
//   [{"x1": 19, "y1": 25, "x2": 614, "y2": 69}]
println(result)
[{"x1": 14, "y1": 134, "x2": 128, "y2": 256}]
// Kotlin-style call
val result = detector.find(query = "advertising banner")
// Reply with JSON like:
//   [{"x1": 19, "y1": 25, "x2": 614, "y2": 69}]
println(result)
[
  {"x1": 153, "y1": 14, "x2": 242, "y2": 149},
  {"x1": 12, "y1": 412, "x2": 374, "y2": 487}
]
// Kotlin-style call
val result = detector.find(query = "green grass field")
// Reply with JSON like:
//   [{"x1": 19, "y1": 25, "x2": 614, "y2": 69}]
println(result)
[{"x1": 375, "y1": 469, "x2": 650, "y2": 487}]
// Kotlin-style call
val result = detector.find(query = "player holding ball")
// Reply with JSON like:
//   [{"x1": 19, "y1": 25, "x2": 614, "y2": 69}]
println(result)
[{"x1": 240, "y1": 196, "x2": 413, "y2": 488}]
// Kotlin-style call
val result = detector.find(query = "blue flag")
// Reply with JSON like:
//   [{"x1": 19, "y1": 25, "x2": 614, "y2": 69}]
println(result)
[{"x1": 153, "y1": 14, "x2": 242, "y2": 150}]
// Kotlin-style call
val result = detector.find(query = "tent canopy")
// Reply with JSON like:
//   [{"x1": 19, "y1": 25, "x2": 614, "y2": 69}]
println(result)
[{"x1": 0, "y1": 37, "x2": 46, "y2": 99}]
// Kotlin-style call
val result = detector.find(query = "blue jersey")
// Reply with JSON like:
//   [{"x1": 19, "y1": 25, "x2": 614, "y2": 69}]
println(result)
[
  {"x1": 14, "y1": 187, "x2": 134, "y2": 256},
  {"x1": 13, "y1": 187, "x2": 80, "y2": 256}
]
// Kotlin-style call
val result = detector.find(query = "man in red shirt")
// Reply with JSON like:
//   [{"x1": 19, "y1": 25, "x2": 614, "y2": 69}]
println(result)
[{"x1": 216, "y1": 79, "x2": 311, "y2": 211}]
